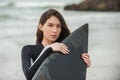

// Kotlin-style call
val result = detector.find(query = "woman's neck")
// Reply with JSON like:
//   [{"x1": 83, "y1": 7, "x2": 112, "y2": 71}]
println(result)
[{"x1": 41, "y1": 39, "x2": 54, "y2": 47}]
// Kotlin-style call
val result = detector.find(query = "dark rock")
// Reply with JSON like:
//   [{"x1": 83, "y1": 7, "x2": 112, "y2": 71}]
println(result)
[{"x1": 64, "y1": 0, "x2": 120, "y2": 11}]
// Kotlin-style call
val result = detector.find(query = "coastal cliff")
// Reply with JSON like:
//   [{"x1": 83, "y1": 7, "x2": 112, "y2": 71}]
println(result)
[{"x1": 64, "y1": 0, "x2": 120, "y2": 11}]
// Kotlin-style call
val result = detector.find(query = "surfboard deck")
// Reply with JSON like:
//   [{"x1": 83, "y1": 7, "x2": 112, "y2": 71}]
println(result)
[{"x1": 32, "y1": 23, "x2": 89, "y2": 80}]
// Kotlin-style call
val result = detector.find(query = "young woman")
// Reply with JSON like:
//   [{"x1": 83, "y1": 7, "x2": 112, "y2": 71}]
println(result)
[{"x1": 21, "y1": 9, "x2": 91, "y2": 80}]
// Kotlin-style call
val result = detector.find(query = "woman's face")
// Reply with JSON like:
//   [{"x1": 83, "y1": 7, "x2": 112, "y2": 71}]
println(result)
[{"x1": 39, "y1": 16, "x2": 61, "y2": 43}]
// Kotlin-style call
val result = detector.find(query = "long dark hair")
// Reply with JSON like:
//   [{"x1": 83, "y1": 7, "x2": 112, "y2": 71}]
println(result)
[{"x1": 36, "y1": 9, "x2": 70, "y2": 44}]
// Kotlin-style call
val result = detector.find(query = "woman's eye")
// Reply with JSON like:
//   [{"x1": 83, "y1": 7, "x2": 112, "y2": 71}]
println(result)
[
  {"x1": 48, "y1": 25, "x2": 53, "y2": 27},
  {"x1": 57, "y1": 25, "x2": 61, "y2": 28}
]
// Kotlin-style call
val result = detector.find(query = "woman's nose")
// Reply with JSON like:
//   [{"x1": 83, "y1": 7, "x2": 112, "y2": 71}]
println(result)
[{"x1": 52, "y1": 27, "x2": 57, "y2": 32}]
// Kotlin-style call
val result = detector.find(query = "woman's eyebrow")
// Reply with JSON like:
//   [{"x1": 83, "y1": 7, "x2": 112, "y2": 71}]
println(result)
[
  {"x1": 47, "y1": 23, "x2": 53, "y2": 24},
  {"x1": 47, "y1": 23, "x2": 61, "y2": 25}
]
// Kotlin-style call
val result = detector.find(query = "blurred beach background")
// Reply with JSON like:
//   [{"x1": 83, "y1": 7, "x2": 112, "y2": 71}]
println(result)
[{"x1": 0, "y1": 0, "x2": 120, "y2": 80}]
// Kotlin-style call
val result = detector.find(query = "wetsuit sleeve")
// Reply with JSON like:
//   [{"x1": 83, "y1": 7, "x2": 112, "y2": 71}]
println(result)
[{"x1": 21, "y1": 46, "x2": 53, "y2": 80}]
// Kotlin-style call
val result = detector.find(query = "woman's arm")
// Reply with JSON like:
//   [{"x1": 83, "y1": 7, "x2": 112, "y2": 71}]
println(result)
[{"x1": 21, "y1": 45, "x2": 53, "y2": 80}]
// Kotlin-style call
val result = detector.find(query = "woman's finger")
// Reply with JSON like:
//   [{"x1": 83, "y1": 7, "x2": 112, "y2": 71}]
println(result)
[
  {"x1": 58, "y1": 43, "x2": 70, "y2": 54},
  {"x1": 59, "y1": 48, "x2": 68, "y2": 54},
  {"x1": 83, "y1": 58, "x2": 91, "y2": 67},
  {"x1": 60, "y1": 46, "x2": 69, "y2": 54},
  {"x1": 82, "y1": 53, "x2": 90, "y2": 59},
  {"x1": 59, "y1": 43, "x2": 69, "y2": 51}
]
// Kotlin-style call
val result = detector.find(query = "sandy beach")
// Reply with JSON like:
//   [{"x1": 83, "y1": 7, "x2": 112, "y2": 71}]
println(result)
[{"x1": 0, "y1": 0, "x2": 120, "y2": 80}]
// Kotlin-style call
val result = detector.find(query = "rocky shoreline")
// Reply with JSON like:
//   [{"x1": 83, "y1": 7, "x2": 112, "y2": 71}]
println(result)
[{"x1": 64, "y1": 0, "x2": 120, "y2": 11}]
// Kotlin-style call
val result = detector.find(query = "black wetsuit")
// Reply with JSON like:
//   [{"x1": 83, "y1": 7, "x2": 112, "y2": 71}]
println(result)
[{"x1": 21, "y1": 43, "x2": 53, "y2": 80}]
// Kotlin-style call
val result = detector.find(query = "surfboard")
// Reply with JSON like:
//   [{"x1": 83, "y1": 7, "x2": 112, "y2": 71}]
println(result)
[{"x1": 32, "y1": 23, "x2": 89, "y2": 80}]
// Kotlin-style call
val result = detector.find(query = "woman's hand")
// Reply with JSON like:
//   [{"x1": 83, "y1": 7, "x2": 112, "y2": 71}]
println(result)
[
  {"x1": 81, "y1": 53, "x2": 91, "y2": 67},
  {"x1": 49, "y1": 42, "x2": 70, "y2": 54}
]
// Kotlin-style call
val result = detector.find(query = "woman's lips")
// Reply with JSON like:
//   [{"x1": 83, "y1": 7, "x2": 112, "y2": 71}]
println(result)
[{"x1": 50, "y1": 35, "x2": 58, "y2": 38}]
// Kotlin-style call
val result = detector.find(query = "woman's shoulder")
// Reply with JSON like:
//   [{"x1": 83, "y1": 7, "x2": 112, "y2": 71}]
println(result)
[
  {"x1": 22, "y1": 43, "x2": 43, "y2": 52},
  {"x1": 22, "y1": 44, "x2": 35, "y2": 50},
  {"x1": 21, "y1": 45, "x2": 34, "y2": 54}
]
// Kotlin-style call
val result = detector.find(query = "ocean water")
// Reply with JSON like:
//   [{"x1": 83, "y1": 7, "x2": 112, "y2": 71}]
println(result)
[{"x1": 0, "y1": 0, "x2": 120, "y2": 80}]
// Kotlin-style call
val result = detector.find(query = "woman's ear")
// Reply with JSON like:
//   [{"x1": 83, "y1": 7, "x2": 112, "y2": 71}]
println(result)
[{"x1": 38, "y1": 23, "x2": 43, "y2": 31}]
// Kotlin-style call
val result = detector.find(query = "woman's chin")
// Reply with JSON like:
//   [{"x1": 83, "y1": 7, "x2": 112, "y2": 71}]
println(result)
[{"x1": 50, "y1": 39, "x2": 57, "y2": 43}]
